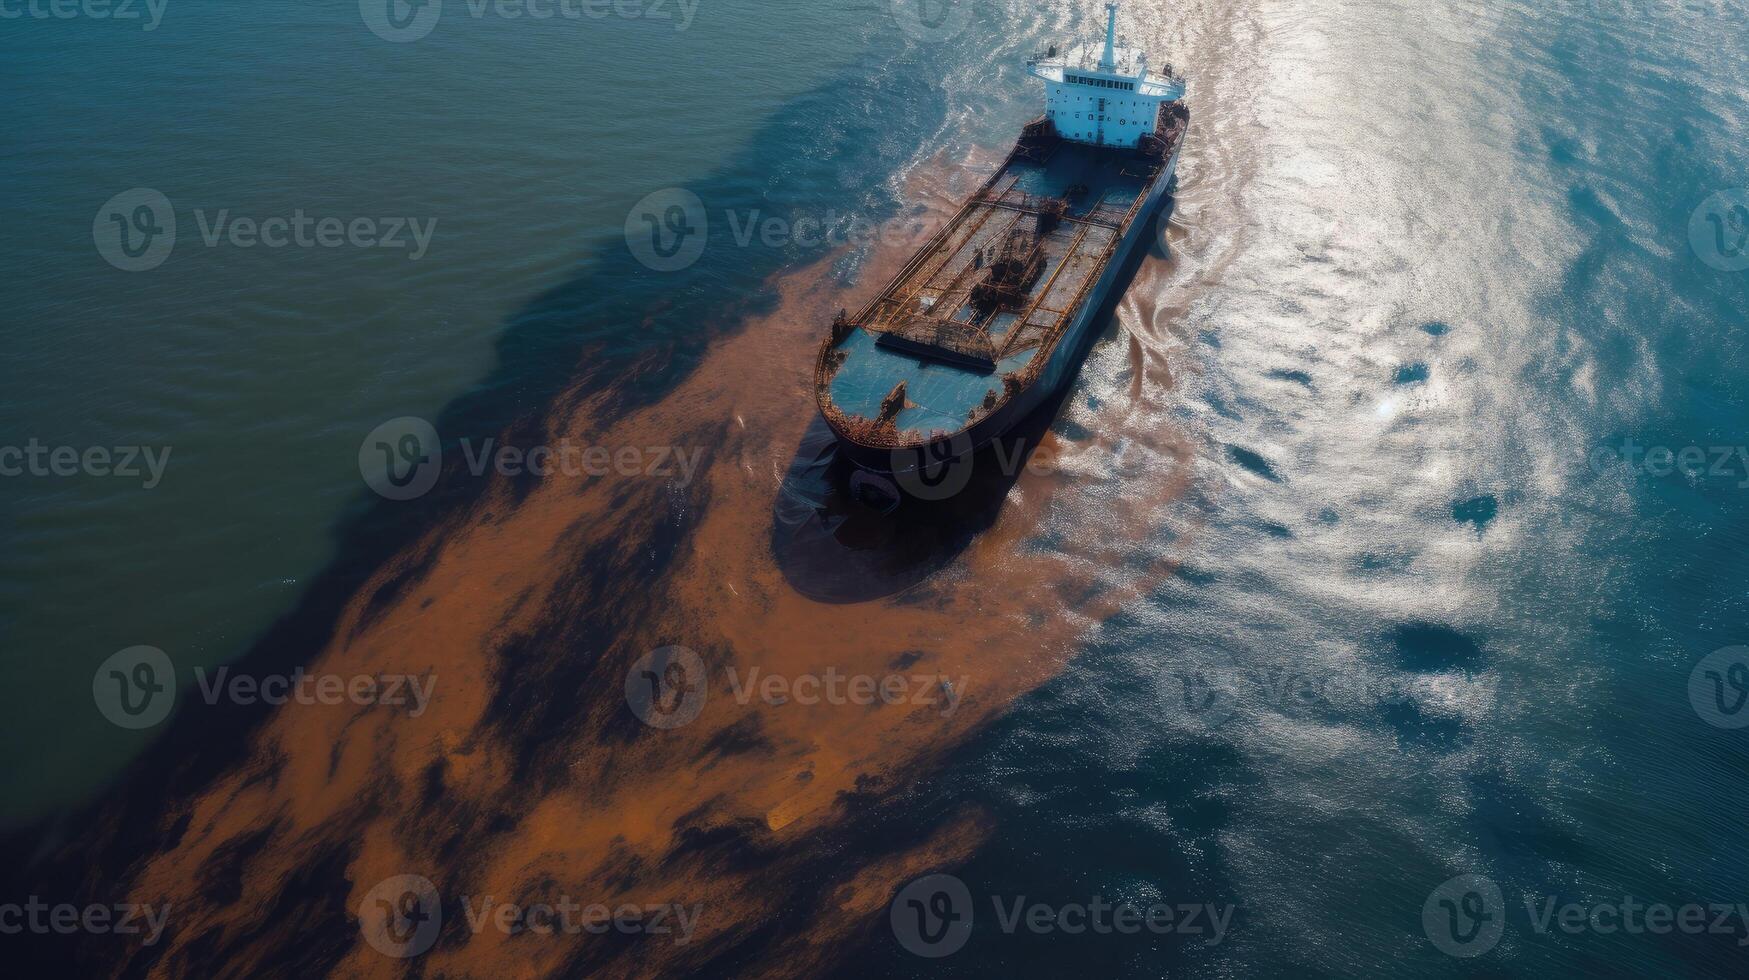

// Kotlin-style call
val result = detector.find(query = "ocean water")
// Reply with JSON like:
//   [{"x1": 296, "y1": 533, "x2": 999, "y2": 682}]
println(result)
[
  {"x1": 0, "y1": 0, "x2": 870, "y2": 825},
  {"x1": 4, "y1": 0, "x2": 1749, "y2": 977}
]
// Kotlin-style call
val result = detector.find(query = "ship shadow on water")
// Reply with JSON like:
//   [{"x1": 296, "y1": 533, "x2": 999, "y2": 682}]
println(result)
[
  {"x1": 772, "y1": 188, "x2": 1176, "y2": 604},
  {"x1": 770, "y1": 411, "x2": 1055, "y2": 605}
]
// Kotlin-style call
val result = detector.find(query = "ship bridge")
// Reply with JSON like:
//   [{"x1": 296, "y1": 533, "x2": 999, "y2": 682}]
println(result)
[{"x1": 1027, "y1": 2, "x2": 1185, "y2": 148}]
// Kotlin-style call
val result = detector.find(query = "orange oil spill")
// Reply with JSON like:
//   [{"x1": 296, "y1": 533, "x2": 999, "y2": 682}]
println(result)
[{"x1": 108, "y1": 147, "x2": 1205, "y2": 979}]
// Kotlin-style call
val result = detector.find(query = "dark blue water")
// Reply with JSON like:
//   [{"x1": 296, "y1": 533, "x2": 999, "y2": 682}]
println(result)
[
  {"x1": 0, "y1": 0, "x2": 916, "y2": 824},
  {"x1": 882, "y1": 2, "x2": 1749, "y2": 975},
  {"x1": 4, "y1": 0, "x2": 1749, "y2": 976}
]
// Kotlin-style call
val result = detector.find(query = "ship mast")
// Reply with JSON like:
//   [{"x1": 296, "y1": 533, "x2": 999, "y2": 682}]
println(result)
[
  {"x1": 1098, "y1": 2, "x2": 1118, "y2": 70},
  {"x1": 1026, "y1": 0, "x2": 1182, "y2": 147}
]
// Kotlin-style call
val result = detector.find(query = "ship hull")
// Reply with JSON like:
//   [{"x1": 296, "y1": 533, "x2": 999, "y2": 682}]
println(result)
[{"x1": 825, "y1": 129, "x2": 1183, "y2": 478}]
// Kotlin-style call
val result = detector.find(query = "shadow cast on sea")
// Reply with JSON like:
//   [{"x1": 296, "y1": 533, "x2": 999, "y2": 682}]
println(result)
[{"x1": 771, "y1": 404, "x2": 1065, "y2": 605}]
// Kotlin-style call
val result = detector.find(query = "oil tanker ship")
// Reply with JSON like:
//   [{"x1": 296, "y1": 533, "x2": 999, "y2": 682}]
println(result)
[{"x1": 814, "y1": 2, "x2": 1187, "y2": 487}]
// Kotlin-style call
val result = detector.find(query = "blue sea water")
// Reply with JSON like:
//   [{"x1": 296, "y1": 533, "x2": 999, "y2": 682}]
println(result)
[
  {"x1": 894, "y1": 2, "x2": 1749, "y2": 975},
  {"x1": 4, "y1": 0, "x2": 1749, "y2": 976},
  {"x1": 1, "y1": 0, "x2": 884, "y2": 824}
]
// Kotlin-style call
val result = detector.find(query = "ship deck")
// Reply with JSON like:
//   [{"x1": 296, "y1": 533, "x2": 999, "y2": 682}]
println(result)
[{"x1": 817, "y1": 117, "x2": 1179, "y2": 448}]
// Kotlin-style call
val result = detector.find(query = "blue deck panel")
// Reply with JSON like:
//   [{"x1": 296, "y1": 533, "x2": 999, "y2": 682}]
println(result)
[
  {"x1": 828, "y1": 329, "x2": 1038, "y2": 435},
  {"x1": 1009, "y1": 149, "x2": 1147, "y2": 212}
]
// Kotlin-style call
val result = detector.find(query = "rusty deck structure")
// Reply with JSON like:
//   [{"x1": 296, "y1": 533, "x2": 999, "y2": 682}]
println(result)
[{"x1": 816, "y1": 103, "x2": 1188, "y2": 466}]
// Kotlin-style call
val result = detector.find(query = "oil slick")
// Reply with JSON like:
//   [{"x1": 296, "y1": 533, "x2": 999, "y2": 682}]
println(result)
[{"x1": 48, "y1": 145, "x2": 1201, "y2": 978}]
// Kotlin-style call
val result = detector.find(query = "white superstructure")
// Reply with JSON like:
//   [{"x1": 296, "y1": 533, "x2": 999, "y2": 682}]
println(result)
[{"x1": 1027, "y1": 2, "x2": 1185, "y2": 148}]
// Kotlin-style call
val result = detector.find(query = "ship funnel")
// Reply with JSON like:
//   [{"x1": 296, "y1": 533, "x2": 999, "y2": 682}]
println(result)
[{"x1": 1099, "y1": 2, "x2": 1118, "y2": 69}]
